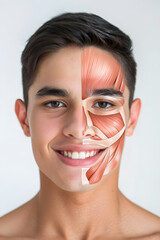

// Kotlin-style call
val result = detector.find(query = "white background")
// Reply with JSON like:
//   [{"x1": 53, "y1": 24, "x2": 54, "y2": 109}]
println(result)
[{"x1": 0, "y1": 0, "x2": 160, "y2": 217}]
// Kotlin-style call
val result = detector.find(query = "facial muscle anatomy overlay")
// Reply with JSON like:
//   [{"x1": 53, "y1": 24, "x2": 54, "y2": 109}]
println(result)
[{"x1": 81, "y1": 47, "x2": 126, "y2": 185}]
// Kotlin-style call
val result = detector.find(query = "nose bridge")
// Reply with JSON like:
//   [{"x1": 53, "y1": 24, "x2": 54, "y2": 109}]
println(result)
[
  {"x1": 74, "y1": 104, "x2": 87, "y2": 132},
  {"x1": 63, "y1": 103, "x2": 88, "y2": 138}
]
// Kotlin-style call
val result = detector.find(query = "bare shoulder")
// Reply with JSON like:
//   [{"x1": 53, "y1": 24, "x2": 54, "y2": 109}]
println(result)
[
  {"x1": 119, "y1": 192, "x2": 160, "y2": 239},
  {"x1": 131, "y1": 232, "x2": 160, "y2": 240},
  {"x1": 0, "y1": 194, "x2": 38, "y2": 239}
]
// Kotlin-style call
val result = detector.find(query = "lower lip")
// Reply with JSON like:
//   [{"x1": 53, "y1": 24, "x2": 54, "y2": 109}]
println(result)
[{"x1": 54, "y1": 150, "x2": 105, "y2": 167}]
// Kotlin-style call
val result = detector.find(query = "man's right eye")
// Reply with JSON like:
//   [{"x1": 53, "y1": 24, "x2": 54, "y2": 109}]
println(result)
[{"x1": 44, "y1": 101, "x2": 66, "y2": 108}]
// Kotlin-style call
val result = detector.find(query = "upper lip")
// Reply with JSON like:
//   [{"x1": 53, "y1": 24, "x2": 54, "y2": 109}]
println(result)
[{"x1": 53, "y1": 144, "x2": 104, "y2": 152}]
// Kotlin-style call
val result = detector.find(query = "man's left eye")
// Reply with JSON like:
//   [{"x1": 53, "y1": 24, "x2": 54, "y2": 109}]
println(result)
[{"x1": 94, "y1": 101, "x2": 112, "y2": 109}]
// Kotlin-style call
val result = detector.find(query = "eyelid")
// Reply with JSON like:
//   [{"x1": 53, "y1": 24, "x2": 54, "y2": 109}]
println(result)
[
  {"x1": 92, "y1": 101, "x2": 114, "y2": 111},
  {"x1": 43, "y1": 100, "x2": 67, "y2": 108},
  {"x1": 89, "y1": 104, "x2": 122, "y2": 116},
  {"x1": 86, "y1": 97, "x2": 123, "y2": 116},
  {"x1": 92, "y1": 99, "x2": 115, "y2": 107},
  {"x1": 89, "y1": 96, "x2": 124, "y2": 106},
  {"x1": 93, "y1": 100, "x2": 112, "y2": 105}
]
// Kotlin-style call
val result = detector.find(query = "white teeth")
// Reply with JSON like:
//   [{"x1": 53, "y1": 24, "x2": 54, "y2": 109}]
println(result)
[
  {"x1": 71, "y1": 152, "x2": 79, "y2": 159},
  {"x1": 89, "y1": 151, "x2": 95, "y2": 157},
  {"x1": 60, "y1": 150, "x2": 98, "y2": 159},
  {"x1": 68, "y1": 152, "x2": 72, "y2": 158},
  {"x1": 85, "y1": 152, "x2": 90, "y2": 158},
  {"x1": 64, "y1": 151, "x2": 67, "y2": 156},
  {"x1": 79, "y1": 152, "x2": 86, "y2": 159}
]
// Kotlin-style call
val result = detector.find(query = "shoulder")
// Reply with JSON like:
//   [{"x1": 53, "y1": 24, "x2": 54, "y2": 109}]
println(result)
[
  {"x1": 119, "y1": 192, "x2": 160, "y2": 239},
  {"x1": 133, "y1": 232, "x2": 160, "y2": 240},
  {"x1": 0, "y1": 194, "x2": 38, "y2": 239}
]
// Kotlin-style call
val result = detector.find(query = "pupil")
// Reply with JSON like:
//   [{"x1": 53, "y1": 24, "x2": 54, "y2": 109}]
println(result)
[
  {"x1": 99, "y1": 102, "x2": 107, "y2": 108},
  {"x1": 53, "y1": 101, "x2": 59, "y2": 107}
]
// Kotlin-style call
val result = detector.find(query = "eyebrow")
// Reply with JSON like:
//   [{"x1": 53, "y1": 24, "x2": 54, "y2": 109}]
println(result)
[
  {"x1": 35, "y1": 87, "x2": 69, "y2": 98},
  {"x1": 91, "y1": 88, "x2": 123, "y2": 97},
  {"x1": 35, "y1": 86, "x2": 123, "y2": 99}
]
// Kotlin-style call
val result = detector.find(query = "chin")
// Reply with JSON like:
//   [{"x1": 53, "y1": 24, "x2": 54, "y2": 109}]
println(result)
[
  {"x1": 47, "y1": 173, "x2": 100, "y2": 192},
  {"x1": 56, "y1": 180, "x2": 99, "y2": 193}
]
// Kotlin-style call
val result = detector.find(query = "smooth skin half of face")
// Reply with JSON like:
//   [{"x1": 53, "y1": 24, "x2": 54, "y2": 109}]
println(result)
[{"x1": 15, "y1": 46, "x2": 141, "y2": 192}]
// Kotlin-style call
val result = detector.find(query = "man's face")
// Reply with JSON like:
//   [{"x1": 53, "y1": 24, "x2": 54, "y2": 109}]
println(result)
[{"x1": 25, "y1": 46, "x2": 131, "y2": 192}]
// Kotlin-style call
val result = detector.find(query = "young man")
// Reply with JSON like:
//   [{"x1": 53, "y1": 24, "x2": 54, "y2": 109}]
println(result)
[{"x1": 0, "y1": 12, "x2": 160, "y2": 240}]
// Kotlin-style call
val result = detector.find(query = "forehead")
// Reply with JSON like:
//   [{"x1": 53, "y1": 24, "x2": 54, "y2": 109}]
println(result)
[
  {"x1": 82, "y1": 46, "x2": 122, "y2": 83},
  {"x1": 81, "y1": 46, "x2": 125, "y2": 98},
  {"x1": 31, "y1": 46, "x2": 125, "y2": 97}
]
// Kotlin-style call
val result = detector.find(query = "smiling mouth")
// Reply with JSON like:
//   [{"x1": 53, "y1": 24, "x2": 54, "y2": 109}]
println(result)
[
  {"x1": 54, "y1": 148, "x2": 106, "y2": 167},
  {"x1": 56, "y1": 149, "x2": 104, "y2": 159}
]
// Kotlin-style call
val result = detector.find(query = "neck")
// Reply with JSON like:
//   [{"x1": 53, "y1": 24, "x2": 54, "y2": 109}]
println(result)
[{"x1": 35, "y1": 166, "x2": 122, "y2": 240}]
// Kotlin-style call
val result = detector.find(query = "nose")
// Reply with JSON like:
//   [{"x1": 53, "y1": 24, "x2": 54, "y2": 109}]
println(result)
[{"x1": 62, "y1": 106, "x2": 95, "y2": 139}]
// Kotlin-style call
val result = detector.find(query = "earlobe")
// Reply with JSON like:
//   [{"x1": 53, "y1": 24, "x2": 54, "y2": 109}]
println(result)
[
  {"x1": 15, "y1": 99, "x2": 30, "y2": 137},
  {"x1": 126, "y1": 98, "x2": 142, "y2": 136}
]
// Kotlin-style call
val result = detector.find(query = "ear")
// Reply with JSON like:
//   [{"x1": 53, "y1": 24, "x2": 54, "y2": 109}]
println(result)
[
  {"x1": 15, "y1": 99, "x2": 30, "y2": 137},
  {"x1": 126, "y1": 98, "x2": 142, "y2": 136}
]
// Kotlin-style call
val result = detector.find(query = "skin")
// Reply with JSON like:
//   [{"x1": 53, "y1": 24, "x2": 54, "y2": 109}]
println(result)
[{"x1": 0, "y1": 46, "x2": 160, "y2": 240}]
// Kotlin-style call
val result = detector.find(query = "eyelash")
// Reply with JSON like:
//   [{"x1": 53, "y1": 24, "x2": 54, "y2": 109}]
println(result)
[
  {"x1": 93, "y1": 101, "x2": 113, "y2": 109},
  {"x1": 44, "y1": 101, "x2": 66, "y2": 108},
  {"x1": 43, "y1": 100, "x2": 113, "y2": 110}
]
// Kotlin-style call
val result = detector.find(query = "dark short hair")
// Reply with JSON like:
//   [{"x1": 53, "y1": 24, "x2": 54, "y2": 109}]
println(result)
[{"x1": 21, "y1": 12, "x2": 136, "y2": 108}]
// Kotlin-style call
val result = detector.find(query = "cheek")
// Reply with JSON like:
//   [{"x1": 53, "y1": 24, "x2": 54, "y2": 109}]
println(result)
[
  {"x1": 89, "y1": 112, "x2": 125, "y2": 138},
  {"x1": 29, "y1": 111, "x2": 63, "y2": 144}
]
